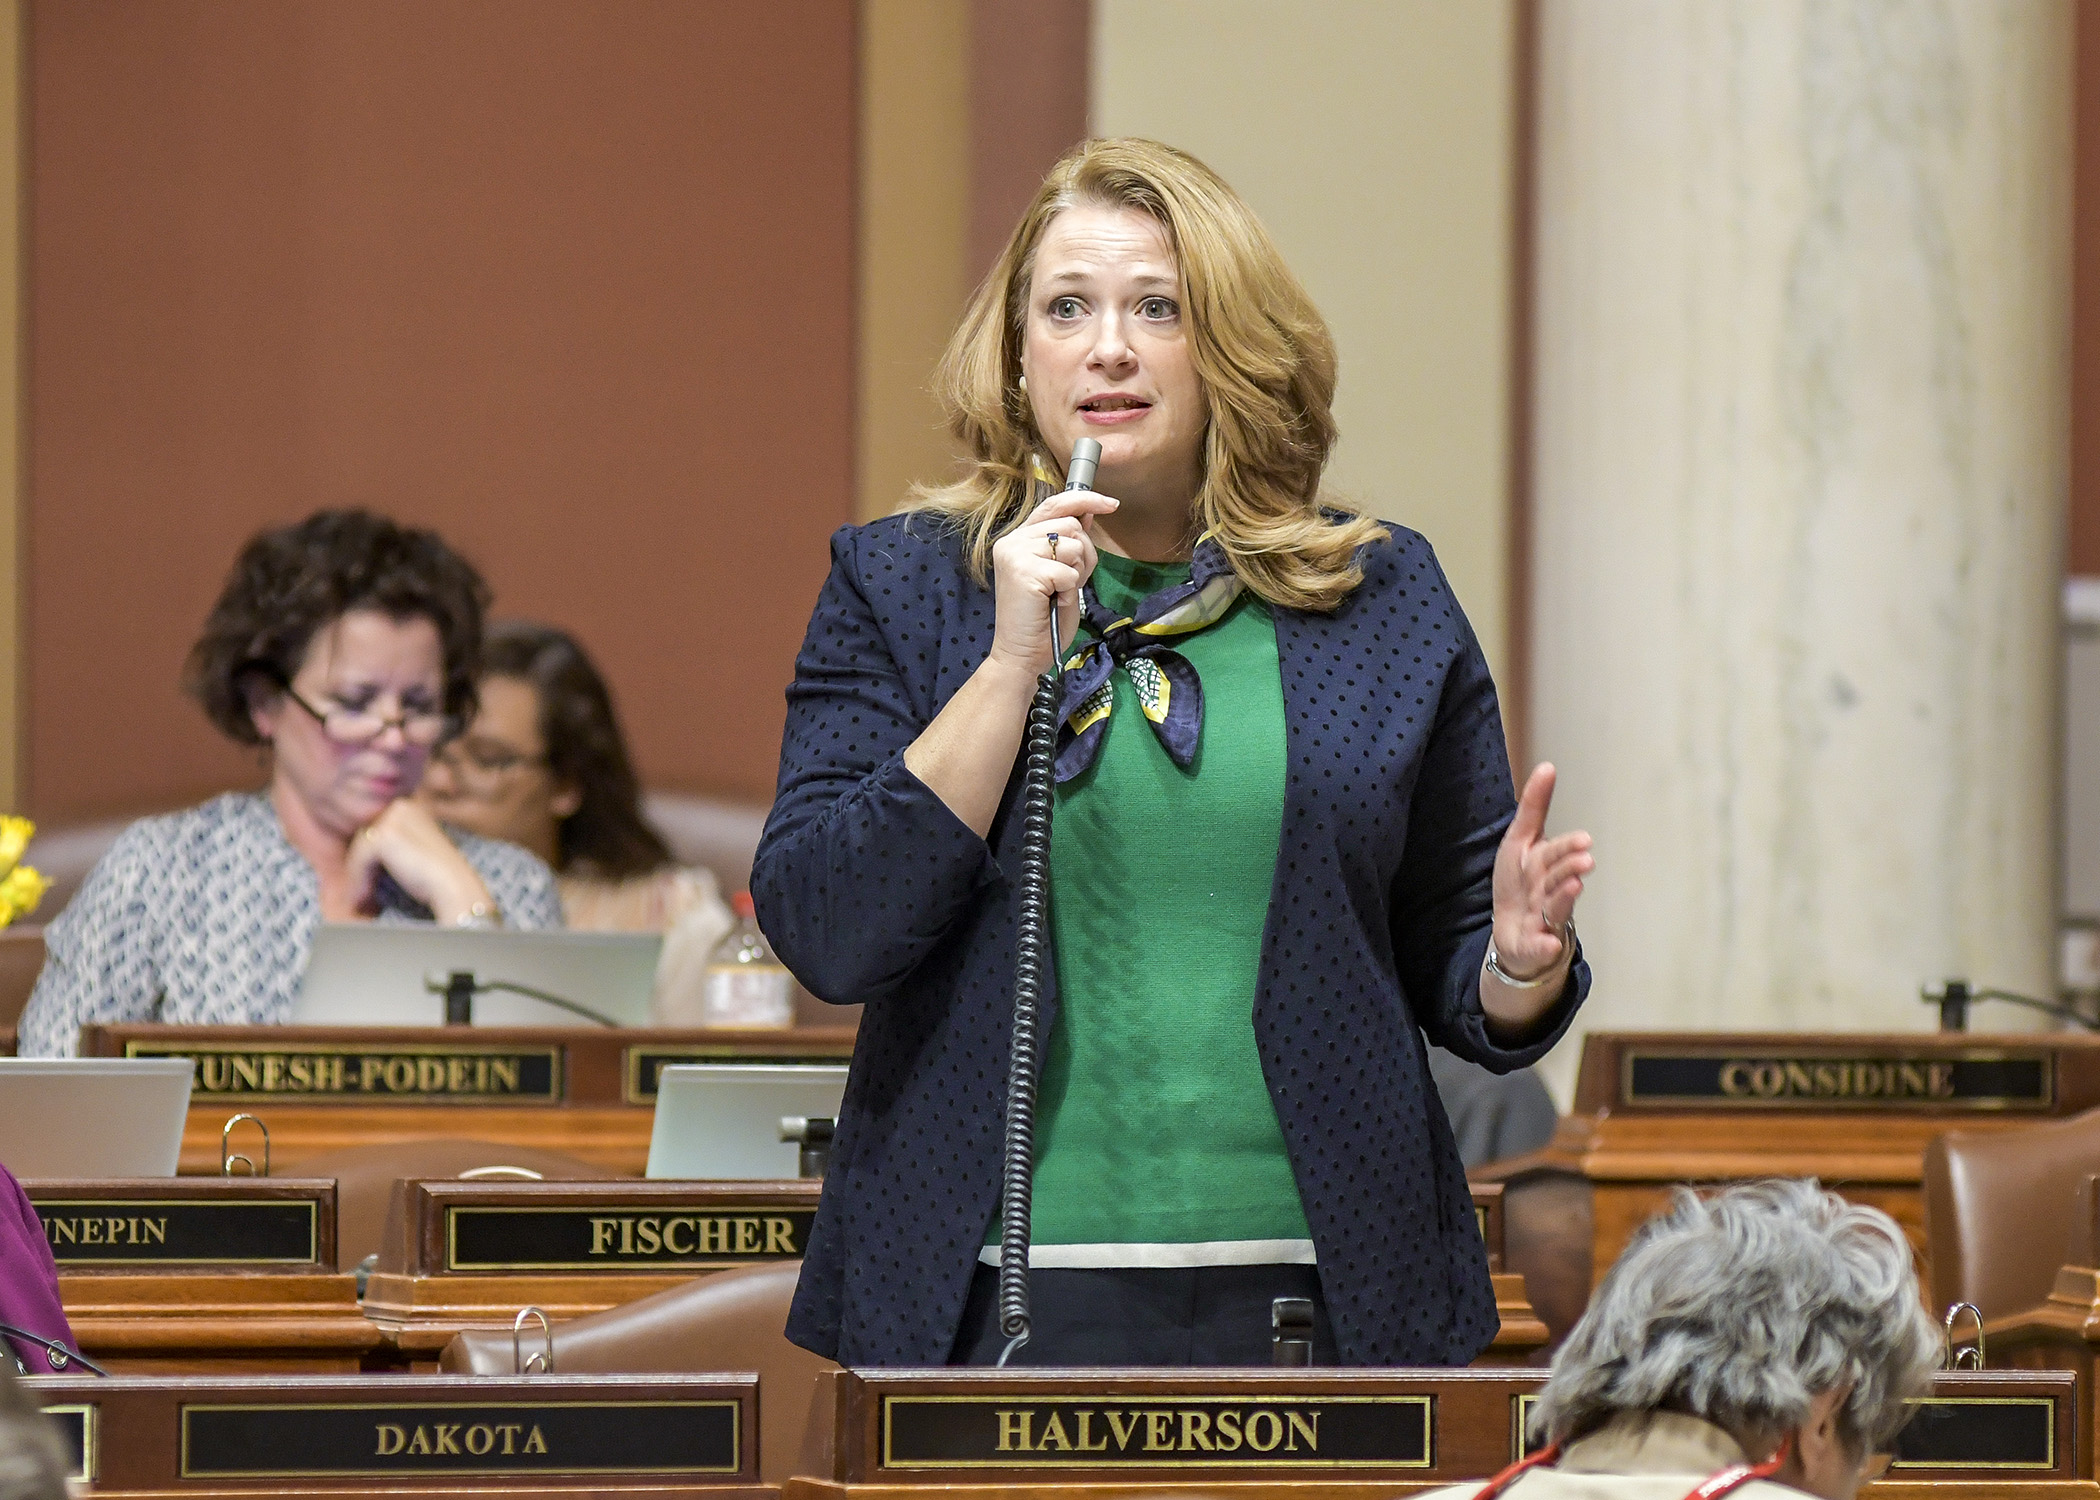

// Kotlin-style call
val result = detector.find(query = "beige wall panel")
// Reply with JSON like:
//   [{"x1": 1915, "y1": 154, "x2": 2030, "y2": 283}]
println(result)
[
  {"x1": 859, "y1": 0, "x2": 972, "y2": 519},
  {"x1": 1092, "y1": 0, "x2": 1515, "y2": 683}
]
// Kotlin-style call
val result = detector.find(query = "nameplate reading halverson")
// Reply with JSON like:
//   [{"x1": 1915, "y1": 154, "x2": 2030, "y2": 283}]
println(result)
[
  {"x1": 1620, "y1": 1048, "x2": 2052, "y2": 1110},
  {"x1": 880, "y1": 1395, "x2": 1431, "y2": 1470},
  {"x1": 125, "y1": 1041, "x2": 563, "y2": 1103}
]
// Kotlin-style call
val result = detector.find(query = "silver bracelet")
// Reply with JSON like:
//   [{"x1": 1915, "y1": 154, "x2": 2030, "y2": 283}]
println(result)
[
  {"x1": 1485, "y1": 921, "x2": 1575, "y2": 989},
  {"x1": 454, "y1": 901, "x2": 502, "y2": 930}
]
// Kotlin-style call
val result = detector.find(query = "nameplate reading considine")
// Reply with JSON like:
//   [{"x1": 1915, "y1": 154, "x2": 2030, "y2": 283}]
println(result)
[
  {"x1": 178, "y1": 1400, "x2": 740, "y2": 1478},
  {"x1": 445, "y1": 1205, "x2": 815, "y2": 1271},
  {"x1": 1618, "y1": 1048, "x2": 2053, "y2": 1111},
  {"x1": 125, "y1": 1041, "x2": 563, "y2": 1103},
  {"x1": 1890, "y1": 1397, "x2": 2058, "y2": 1471},
  {"x1": 879, "y1": 1395, "x2": 1431, "y2": 1470},
  {"x1": 33, "y1": 1198, "x2": 318, "y2": 1266}
]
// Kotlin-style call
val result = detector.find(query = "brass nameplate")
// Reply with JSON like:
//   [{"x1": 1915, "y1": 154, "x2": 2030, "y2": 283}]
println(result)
[
  {"x1": 178, "y1": 1400, "x2": 739, "y2": 1478},
  {"x1": 34, "y1": 1197, "x2": 318, "y2": 1266},
  {"x1": 445, "y1": 1204, "x2": 815, "y2": 1271},
  {"x1": 623, "y1": 1047, "x2": 842, "y2": 1105},
  {"x1": 1891, "y1": 1397, "x2": 2057, "y2": 1470},
  {"x1": 1619, "y1": 1048, "x2": 2053, "y2": 1111},
  {"x1": 1512, "y1": 1394, "x2": 1540, "y2": 1459},
  {"x1": 126, "y1": 1041, "x2": 564, "y2": 1103},
  {"x1": 879, "y1": 1394, "x2": 1431, "y2": 1469},
  {"x1": 41, "y1": 1404, "x2": 94, "y2": 1484}
]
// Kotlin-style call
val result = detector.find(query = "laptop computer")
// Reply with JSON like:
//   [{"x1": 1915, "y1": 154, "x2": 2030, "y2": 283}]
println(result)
[
  {"x1": 292, "y1": 923, "x2": 663, "y2": 1028},
  {"x1": 0, "y1": 1058, "x2": 194, "y2": 1177},
  {"x1": 646, "y1": 1063, "x2": 850, "y2": 1179}
]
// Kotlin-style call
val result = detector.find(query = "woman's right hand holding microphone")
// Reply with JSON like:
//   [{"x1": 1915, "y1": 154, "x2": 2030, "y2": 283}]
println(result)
[{"x1": 985, "y1": 492, "x2": 1117, "y2": 680}]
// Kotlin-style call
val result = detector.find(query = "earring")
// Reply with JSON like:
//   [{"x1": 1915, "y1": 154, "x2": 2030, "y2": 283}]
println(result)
[{"x1": 1017, "y1": 375, "x2": 1028, "y2": 393}]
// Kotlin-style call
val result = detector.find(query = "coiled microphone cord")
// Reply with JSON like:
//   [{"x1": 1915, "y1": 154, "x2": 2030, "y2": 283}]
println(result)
[{"x1": 995, "y1": 437, "x2": 1100, "y2": 1369}]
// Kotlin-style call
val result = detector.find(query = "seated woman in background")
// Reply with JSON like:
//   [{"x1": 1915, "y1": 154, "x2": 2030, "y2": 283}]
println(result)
[
  {"x1": 16, "y1": 511, "x2": 563, "y2": 1057},
  {"x1": 418, "y1": 621, "x2": 734, "y2": 1024}
]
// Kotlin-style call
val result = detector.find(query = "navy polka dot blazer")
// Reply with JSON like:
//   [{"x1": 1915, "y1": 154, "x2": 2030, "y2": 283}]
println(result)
[{"x1": 753, "y1": 511, "x2": 1589, "y2": 1367}]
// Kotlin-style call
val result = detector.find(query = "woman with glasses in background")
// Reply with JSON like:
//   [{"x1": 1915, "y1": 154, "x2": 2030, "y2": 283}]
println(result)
[
  {"x1": 417, "y1": 621, "x2": 734, "y2": 1024},
  {"x1": 15, "y1": 510, "x2": 563, "y2": 1056}
]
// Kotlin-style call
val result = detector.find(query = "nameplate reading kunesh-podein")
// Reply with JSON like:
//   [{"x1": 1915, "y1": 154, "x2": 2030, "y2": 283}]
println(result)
[
  {"x1": 120, "y1": 1038, "x2": 562, "y2": 1103},
  {"x1": 1616, "y1": 1042, "x2": 2055, "y2": 1111},
  {"x1": 446, "y1": 1202, "x2": 816, "y2": 1270}
]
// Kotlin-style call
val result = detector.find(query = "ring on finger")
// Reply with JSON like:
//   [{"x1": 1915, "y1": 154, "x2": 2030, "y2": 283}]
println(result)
[{"x1": 1045, "y1": 531, "x2": 1061, "y2": 560}]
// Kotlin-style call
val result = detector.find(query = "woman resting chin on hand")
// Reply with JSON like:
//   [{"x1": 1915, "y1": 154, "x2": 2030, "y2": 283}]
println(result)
[{"x1": 14, "y1": 510, "x2": 564, "y2": 1058}]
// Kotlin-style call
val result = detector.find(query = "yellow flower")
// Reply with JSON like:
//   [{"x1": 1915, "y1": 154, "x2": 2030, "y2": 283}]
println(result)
[
  {"x1": 0, "y1": 816, "x2": 33, "y2": 880},
  {"x1": 0, "y1": 861, "x2": 49, "y2": 927}
]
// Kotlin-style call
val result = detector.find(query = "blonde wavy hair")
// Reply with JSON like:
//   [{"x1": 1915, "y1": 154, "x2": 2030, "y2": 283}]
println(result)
[{"x1": 910, "y1": 137, "x2": 1386, "y2": 613}]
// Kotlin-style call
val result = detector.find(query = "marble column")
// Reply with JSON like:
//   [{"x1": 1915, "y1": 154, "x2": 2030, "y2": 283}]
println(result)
[{"x1": 1529, "y1": 0, "x2": 2072, "y2": 1099}]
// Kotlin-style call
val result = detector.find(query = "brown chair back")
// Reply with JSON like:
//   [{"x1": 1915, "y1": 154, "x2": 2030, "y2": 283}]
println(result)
[
  {"x1": 24, "y1": 818, "x2": 132, "y2": 921},
  {"x1": 0, "y1": 926, "x2": 45, "y2": 1032},
  {"x1": 641, "y1": 791, "x2": 768, "y2": 896},
  {"x1": 1923, "y1": 1106, "x2": 2100, "y2": 1321},
  {"x1": 440, "y1": 1261, "x2": 834, "y2": 1483},
  {"x1": 280, "y1": 1138, "x2": 629, "y2": 1270},
  {"x1": 1497, "y1": 1160, "x2": 1594, "y2": 1351}
]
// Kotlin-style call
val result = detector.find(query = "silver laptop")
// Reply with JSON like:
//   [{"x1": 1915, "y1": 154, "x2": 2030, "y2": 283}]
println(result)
[
  {"x1": 0, "y1": 1059, "x2": 193, "y2": 1177},
  {"x1": 293, "y1": 924, "x2": 663, "y2": 1028},
  {"x1": 646, "y1": 1063, "x2": 849, "y2": 1179}
]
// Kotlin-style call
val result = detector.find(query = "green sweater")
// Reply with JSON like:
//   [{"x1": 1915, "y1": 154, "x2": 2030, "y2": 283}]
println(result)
[{"x1": 991, "y1": 549, "x2": 1313, "y2": 1267}]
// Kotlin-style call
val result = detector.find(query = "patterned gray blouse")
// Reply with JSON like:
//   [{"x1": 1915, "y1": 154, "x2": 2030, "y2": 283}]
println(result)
[{"x1": 16, "y1": 792, "x2": 563, "y2": 1056}]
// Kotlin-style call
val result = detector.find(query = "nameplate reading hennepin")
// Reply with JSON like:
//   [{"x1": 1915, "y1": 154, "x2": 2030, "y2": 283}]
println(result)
[
  {"x1": 125, "y1": 1041, "x2": 562, "y2": 1103},
  {"x1": 446, "y1": 1205, "x2": 816, "y2": 1270},
  {"x1": 34, "y1": 1198, "x2": 318, "y2": 1265},
  {"x1": 1620, "y1": 1048, "x2": 2053, "y2": 1111},
  {"x1": 178, "y1": 1400, "x2": 739, "y2": 1478},
  {"x1": 880, "y1": 1395, "x2": 1431, "y2": 1470}
]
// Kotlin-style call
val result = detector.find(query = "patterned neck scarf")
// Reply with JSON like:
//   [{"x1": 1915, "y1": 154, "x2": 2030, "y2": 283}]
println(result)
[{"x1": 1055, "y1": 535, "x2": 1243, "y2": 783}]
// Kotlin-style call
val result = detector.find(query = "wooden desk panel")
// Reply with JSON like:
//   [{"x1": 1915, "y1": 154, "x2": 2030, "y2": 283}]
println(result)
[
  {"x1": 24, "y1": 1373, "x2": 764, "y2": 1497},
  {"x1": 1519, "y1": 1032, "x2": 2100, "y2": 1284}
]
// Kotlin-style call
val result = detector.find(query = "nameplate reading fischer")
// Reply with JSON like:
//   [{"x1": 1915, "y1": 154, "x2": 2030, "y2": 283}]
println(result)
[
  {"x1": 446, "y1": 1205, "x2": 815, "y2": 1271},
  {"x1": 879, "y1": 1395, "x2": 1431, "y2": 1470},
  {"x1": 34, "y1": 1198, "x2": 318, "y2": 1266},
  {"x1": 178, "y1": 1400, "x2": 739, "y2": 1478},
  {"x1": 1619, "y1": 1048, "x2": 2053, "y2": 1111},
  {"x1": 125, "y1": 1041, "x2": 563, "y2": 1103}
]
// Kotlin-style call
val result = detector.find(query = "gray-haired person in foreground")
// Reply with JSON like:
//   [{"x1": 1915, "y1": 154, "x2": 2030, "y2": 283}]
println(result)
[
  {"x1": 1424, "y1": 1180, "x2": 1941, "y2": 1500},
  {"x1": 0, "y1": 1366, "x2": 69, "y2": 1500}
]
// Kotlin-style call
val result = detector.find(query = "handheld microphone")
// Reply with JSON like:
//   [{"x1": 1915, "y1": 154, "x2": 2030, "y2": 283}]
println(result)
[{"x1": 995, "y1": 437, "x2": 1100, "y2": 1367}]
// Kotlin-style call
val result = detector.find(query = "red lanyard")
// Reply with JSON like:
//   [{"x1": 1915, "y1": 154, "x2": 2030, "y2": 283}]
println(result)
[{"x1": 1471, "y1": 1435, "x2": 1792, "y2": 1500}]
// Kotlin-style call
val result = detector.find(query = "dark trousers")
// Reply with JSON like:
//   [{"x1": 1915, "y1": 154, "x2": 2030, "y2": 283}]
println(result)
[{"x1": 949, "y1": 1262, "x2": 1339, "y2": 1366}]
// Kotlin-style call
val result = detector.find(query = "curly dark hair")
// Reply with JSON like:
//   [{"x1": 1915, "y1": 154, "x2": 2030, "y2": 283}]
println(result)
[
  {"x1": 185, "y1": 509, "x2": 491, "y2": 746},
  {"x1": 481, "y1": 620, "x2": 672, "y2": 880}
]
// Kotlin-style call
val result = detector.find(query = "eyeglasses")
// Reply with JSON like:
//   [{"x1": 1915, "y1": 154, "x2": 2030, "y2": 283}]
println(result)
[
  {"x1": 277, "y1": 681, "x2": 454, "y2": 748},
  {"x1": 432, "y1": 738, "x2": 549, "y2": 789}
]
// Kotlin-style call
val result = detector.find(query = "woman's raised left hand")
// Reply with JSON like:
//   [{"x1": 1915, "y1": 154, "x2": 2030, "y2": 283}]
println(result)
[
  {"x1": 347, "y1": 798, "x2": 496, "y2": 924},
  {"x1": 1489, "y1": 762, "x2": 1593, "y2": 982}
]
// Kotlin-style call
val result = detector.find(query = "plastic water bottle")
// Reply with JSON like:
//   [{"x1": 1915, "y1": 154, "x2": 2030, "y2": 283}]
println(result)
[{"x1": 702, "y1": 892, "x2": 796, "y2": 1028}]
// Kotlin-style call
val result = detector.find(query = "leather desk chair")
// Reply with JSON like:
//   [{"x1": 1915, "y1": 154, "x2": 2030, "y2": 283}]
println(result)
[
  {"x1": 640, "y1": 791, "x2": 768, "y2": 896},
  {"x1": 281, "y1": 1138, "x2": 629, "y2": 1271},
  {"x1": 440, "y1": 1262, "x2": 835, "y2": 1484},
  {"x1": 1493, "y1": 1158, "x2": 1595, "y2": 1350},
  {"x1": 24, "y1": 817, "x2": 131, "y2": 921},
  {"x1": 1924, "y1": 1106, "x2": 2100, "y2": 1321}
]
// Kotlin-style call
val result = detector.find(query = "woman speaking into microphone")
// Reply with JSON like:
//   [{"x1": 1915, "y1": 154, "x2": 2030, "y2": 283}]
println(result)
[{"x1": 754, "y1": 138, "x2": 1594, "y2": 1367}]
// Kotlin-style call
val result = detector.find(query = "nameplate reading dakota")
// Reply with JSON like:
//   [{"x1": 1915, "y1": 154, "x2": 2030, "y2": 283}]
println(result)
[
  {"x1": 34, "y1": 1198, "x2": 318, "y2": 1265},
  {"x1": 880, "y1": 1395, "x2": 1430, "y2": 1470},
  {"x1": 446, "y1": 1205, "x2": 815, "y2": 1270},
  {"x1": 178, "y1": 1400, "x2": 739, "y2": 1478},
  {"x1": 1620, "y1": 1049, "x2": 2052, "y2": 1110},
  {"x1": 126, "y1": 1041, "x2": 563, "y2": 1103}
]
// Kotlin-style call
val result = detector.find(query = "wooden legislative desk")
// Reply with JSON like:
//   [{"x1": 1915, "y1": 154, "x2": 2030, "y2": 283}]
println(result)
[
  {"x1": 25, "y1": 1373, "x2": 763, "y2": 1498},
  {"x1": 25, "y1": 1177, "x2": 378, "y2": 1375},
  {"x1": 1527, "y1": 1032, "x2": 2100, "y2": 1282},
  {"x1": 76, "y1": 1022, "x2": 857, "y2": 1175},
  {"x1": 784, "y1": 1367, "x2": 2091, "y2": 1500},
  {"x1": 363, "y1": 1178, "x2": 823, "y2": 1363}
]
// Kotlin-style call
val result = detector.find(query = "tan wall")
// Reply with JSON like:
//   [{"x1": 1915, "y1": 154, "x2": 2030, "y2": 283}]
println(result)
[
  {"x1": 25, "y1": 1, "x2": 855, "y2": 823},
  {"x1": 1091, "y1": 0, "x2": 1517, "y2": 687}
]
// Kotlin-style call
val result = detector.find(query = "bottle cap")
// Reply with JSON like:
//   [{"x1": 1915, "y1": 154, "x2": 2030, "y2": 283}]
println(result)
[{"x1": 732, "y1": 891, "x2": 756, "y2": 919}]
